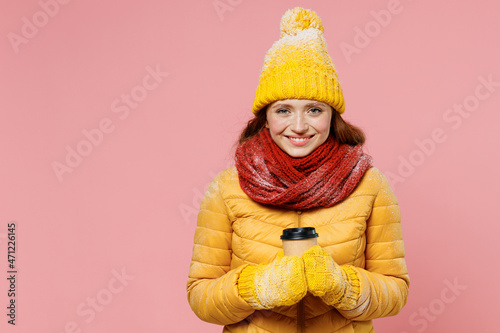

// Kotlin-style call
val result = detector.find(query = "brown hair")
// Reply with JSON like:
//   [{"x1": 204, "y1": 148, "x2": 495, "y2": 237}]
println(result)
[{"x1": 238, "y1": 107, "x2": 366, "y2": 146}]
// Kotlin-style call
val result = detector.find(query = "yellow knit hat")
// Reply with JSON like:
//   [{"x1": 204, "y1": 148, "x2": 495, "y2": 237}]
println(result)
[{"x1": 252, "y1": 7, "x2": 345, "y2": 114}]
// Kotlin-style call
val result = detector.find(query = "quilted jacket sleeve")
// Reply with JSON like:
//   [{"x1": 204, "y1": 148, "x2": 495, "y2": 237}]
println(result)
[
  {"x1": 337, "y1": 169, "x2": 410, "y2": 320},
  {"x1": 186, "y1": 172, "x2": 255, "y2": 325}
]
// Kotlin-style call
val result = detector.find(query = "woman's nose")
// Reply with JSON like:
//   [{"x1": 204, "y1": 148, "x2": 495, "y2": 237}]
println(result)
[{"x1": 291, "y1": 113, "x2": 308, "y2": 133}]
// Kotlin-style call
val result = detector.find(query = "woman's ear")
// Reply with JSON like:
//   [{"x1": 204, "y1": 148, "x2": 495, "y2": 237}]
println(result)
[{"x1": 265, "y1": 121, "x2": 269, "y2": 128}]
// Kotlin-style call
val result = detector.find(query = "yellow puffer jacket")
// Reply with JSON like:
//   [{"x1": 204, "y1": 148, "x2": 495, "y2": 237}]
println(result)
[{"x1": 187, "y1": 166, "x2": 409, "y2": 332}]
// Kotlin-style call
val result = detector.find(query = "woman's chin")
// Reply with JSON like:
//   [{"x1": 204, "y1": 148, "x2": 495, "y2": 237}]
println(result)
[{"x1": 280, "y1": 146, "x2": 314, "y2": 158}]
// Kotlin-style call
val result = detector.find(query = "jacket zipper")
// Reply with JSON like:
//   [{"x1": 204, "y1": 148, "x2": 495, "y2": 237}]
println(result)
[
  {"x1": 297, "y1": 300, "x2": 305, "y2": 333},
  {"x1": 296, "y1": 210, "x2": 304, "y2": 333}
]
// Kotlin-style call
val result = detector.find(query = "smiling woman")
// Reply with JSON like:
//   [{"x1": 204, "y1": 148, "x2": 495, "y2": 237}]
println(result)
[{"x1": 187, "y1": 7, "x2": 409, "y2": 333}]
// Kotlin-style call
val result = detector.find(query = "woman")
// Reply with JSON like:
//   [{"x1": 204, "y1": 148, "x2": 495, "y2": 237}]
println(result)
[{"x1": 187, "y1": 7, "x2": 409, "y2": 333}]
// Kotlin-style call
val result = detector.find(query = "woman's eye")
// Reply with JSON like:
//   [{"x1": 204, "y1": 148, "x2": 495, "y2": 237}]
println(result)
[
  {"x1": 276, "y1": 108, "x2": 289, "y2": 114},
  {"x1": 309, "y1": 107, "x2": 323, "y2": 114}
]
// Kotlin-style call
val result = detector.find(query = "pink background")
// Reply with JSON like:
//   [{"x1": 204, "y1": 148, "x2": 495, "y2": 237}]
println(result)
[{"x1": 1, "y1": 0, "x2": 499, "y2": 332}]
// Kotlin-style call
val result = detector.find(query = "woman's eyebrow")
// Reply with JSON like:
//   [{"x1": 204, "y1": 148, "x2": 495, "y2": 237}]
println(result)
[
  {"x1": 270, "y1": 102, "x2": 327, "y2": 110},
  {"x1": 271, "y1": 103, "x2": 292, "y2": 109},
  {"x1": 304, "y1": 102, "x2": 326, "y2": 107}
]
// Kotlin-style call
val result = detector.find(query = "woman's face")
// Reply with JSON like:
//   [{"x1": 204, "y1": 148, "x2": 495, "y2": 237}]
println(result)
[{"x1": 266, "y1": 99, "x2": 333, "y2": 158}]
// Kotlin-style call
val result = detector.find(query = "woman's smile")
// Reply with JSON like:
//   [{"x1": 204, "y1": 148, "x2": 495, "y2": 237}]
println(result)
[{"x1": 287, "y1": 135, "x2": 314, "y2": 145}]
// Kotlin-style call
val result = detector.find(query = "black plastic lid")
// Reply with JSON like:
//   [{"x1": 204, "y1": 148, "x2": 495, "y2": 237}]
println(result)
[{"x1": 280, "y1": 227, "x2": 319, "y2": 240}]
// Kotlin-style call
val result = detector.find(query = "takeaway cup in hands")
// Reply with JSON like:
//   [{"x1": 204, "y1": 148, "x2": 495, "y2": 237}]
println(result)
[{"x1": 280, "y1": 227, "x2": 319, "y2": 256}]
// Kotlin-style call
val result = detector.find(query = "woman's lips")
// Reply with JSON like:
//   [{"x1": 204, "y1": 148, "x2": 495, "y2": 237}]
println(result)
[{"x1": 286, "y1": 135, "x2": 313, "y2": 146}]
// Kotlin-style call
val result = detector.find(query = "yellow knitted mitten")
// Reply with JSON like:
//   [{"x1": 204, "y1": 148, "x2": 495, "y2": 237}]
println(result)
[
  {"x1": 238, "y1": 252, "x2": 307, "y2": 310},
  {"x1": 302, "y1": 245, "x2": 361, "y2": 310}
]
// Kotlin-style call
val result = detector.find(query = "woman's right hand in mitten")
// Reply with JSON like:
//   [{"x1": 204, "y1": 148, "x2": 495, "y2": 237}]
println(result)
[{"x1": 237, "y1": 252, "x2": 307, "y2": 310}]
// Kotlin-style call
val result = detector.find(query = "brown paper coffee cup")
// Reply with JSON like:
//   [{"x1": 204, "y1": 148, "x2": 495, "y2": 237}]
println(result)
[{"x1": 280, "y1": 227, "x2": 319, "y2": 257}]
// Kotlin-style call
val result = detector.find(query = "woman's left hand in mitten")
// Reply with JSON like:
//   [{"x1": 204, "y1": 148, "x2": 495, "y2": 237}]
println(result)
[{"x1": 302, "y1": 245, "x2": 361, "y2": 309}]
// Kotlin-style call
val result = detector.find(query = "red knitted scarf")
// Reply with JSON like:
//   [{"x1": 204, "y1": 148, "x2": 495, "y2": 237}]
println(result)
[{"x1": 235, "y1": 129, "x2": 373, "y2": 210}]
